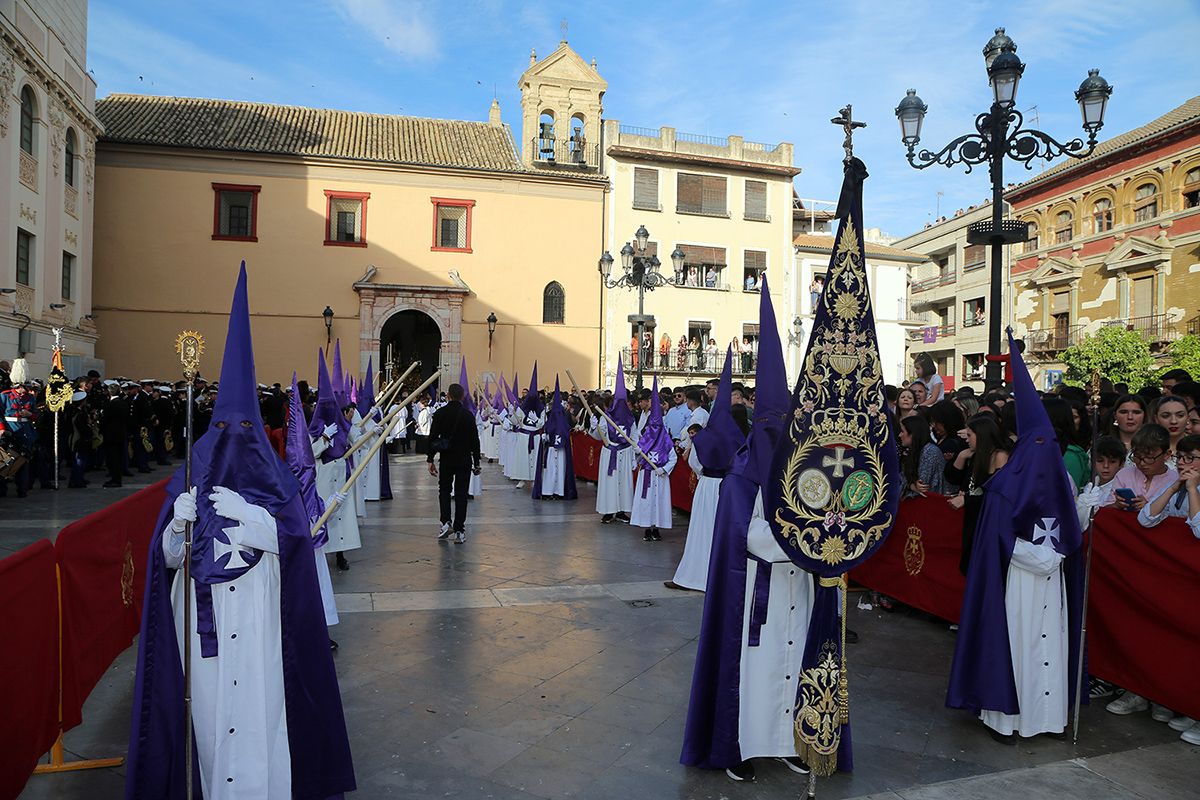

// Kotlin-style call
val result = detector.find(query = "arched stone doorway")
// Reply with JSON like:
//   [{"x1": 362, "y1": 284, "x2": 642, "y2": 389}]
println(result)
[{"x1": 380, "y1": 309, "x2": 441, "y2": 388}]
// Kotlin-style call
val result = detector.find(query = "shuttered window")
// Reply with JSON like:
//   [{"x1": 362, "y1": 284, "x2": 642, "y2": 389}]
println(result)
[
  {"x1": 633, "y1": 168, "x2": 659, "y2": 210},
  {"x1": 677, "y1": 173, "x2": 727, "y2": 216},
  {"x1": 963, "y1": 244, "x2": 986, "y2": 271},
  {"x1": 744, "y1": 180, "x2": 768, "y2": 220},
  {"x1": 1051, "y1": 292, "x2": 1069, "y2": 314},
  {"x1": 1132, "y1": 276, "x2": 1154, "y2": 317},
  {"x1": 678, "y1": 244, "x2": 727, "y2": 289}
]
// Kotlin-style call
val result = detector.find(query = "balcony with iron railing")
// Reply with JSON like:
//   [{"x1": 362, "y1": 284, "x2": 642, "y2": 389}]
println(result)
[
  {"x1": 1026, "y1": 325, "x2": 1085, "y2": 354},
  {"x1": 908, "y1": 323, "x2": 956, "y2": 341},
  {"x1": 530, "y1": 140, "x2": 601, "y2": 170},
  {"x1": 622, "y1": 347, "x2": 757, "y2": 377},
  {"x1": 911, "y1": 273, "x2": 956, "y2": 293},
  {"x1": 1104, "y1": 314, "x2": 1179, "y2": 347}
]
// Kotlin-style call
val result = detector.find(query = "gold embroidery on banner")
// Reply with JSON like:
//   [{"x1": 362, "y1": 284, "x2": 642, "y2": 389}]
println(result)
[
  {"x1": 587, "y1": 446, "x2": 595, "y2": 468},
  {"x1": 688, "y1": 471, "x2": 698, "y2": 492},
  {"x1": 121, "y1": 541, "x2": 135, "y2": 607},
  {"x1": 794, "y1": 640, "x2": 841, "y2": 776},
  {"x1": 904, "y1": 524, "x2": 926, "y2": 576}
]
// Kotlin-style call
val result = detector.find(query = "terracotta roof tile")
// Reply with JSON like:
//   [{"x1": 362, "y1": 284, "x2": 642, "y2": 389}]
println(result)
[
  {"x1": 96, "y1": 94, "x2": 530, "y2": 173},
  {"x1": 1007, "y1": 95, "x2": 1200, "y2": 196}
]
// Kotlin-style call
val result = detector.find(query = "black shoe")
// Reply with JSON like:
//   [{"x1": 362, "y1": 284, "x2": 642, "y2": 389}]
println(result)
[
  {"x1": 643, "y1": 530, "x2": 653, "y2": 542},
  {"x1": 336, "y1": 553, "x2": 350, "y2": 571},
  {"x1": 775, "y1": 756, "x2": 810, "y2": 774},
  {"x1": 846, "y1": 628, "x2": 859, "y2": 644},
  {"x1": 616, "y1": 512, "x2": 631, "y2": 522},
  {"x1": 103, "y1": 480, "x2": 122, "y2": 488},
  {"x1": 329, "y1": 638, "x2": 339, "y2": 651},
  {"x1": 726, "y1": 760, "x2": 755, "y2": 782},
  {"x1": 987, "y1": 727, "x2": 1017, "y2": 745},
  {"x1": 650, "y1": 528, "x2": 662, "y2": 541},
  {"x1": 601, "y1": 514, "x2": 614, "y2": 524}
]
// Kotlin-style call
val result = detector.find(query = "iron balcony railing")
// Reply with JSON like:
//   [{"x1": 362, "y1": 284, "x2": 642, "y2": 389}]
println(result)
[
  {"x1": 911, "y1": 273, "x2": 956, "y2": 293},
  {"x1": 908, "y1": 323, "x2": 956, "y2": 341},
  {"x1": 530, "y1": 140, "x2": 601, "y2": 169},
  {"x1": 1104, "y1": 314, "x2": 1179, "y2": 345},
  {"x1": 618, "y1": 124, "x2": 660, "y2": 138},
  {"x1": 622, "y1": 347, "x2": 757, "y2": 376},
  {"x1": 1027, "y1": 324, "x2": 1085, "y2": 353},
  {"x1": 962, "y1": 314, "x2": 986, "y2": 328},
  {"x1": 675, "y1": 131, "x2": 730, "y2": 147}
]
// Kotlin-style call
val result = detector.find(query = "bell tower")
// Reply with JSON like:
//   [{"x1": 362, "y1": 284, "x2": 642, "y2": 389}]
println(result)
[{"x1": 518, "y1": 39, "x2": 606, "y2": 168}]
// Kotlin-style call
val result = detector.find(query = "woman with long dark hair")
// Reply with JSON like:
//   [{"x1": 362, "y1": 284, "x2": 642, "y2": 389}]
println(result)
[
  {"x1": 946, "y1": 415, "x2": 1009, "y2": 575},
  {"x1": 899, "y1": 415, "x2": 950, "y2": 496},
  {"x1": 1043, "y1": 396, "x2": 1089, "y2": 490},
  {"x1": 1108, "y1": 394, "x2": 1146, "y2": 453}
]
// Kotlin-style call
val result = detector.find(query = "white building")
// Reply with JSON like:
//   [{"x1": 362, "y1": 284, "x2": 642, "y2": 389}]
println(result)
[
  {"x1": 2, "y1": 0, "x2": 101, "y2": 378},
  {"x1": 791, "y1": 233, "x2": 924, "y2": 387}
]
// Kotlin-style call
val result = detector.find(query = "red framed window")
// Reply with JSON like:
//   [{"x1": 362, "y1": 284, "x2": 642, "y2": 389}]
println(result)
[
  {"x1": 324, "y1": 190, "x2": 370, "y2": 247},
  {"x1": 431, "y1": 197, "x2": 475, "y2": 253},
  {"x1": 212, "y1": 183, "x2": 261, "y2": 241}
]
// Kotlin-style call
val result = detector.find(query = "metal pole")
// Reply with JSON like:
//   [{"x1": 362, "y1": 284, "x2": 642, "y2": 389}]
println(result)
[
  {"x1": 636, "y1": 279, "x2": 646, "y2": 392},
  {"x1": 53, "y1": 410, "x2": 60, "y2": 490},
  {"x1": 986, "y1": 104, "x2": 1007, "y2": 393},
  {"x1": 1072, "y1": 384, "x2": 1102, "y2": 742},
  {"x1": 182, "y1": 380, "x2": 195, "y2": 800}
]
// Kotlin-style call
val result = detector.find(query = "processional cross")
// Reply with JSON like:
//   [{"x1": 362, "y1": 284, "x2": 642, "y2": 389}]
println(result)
[{"x1": 830, "y1": 104, "x2": 867, "y2": 163}]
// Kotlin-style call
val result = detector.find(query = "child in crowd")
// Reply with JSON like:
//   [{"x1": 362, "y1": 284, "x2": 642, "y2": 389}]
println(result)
[
  {"x1": 1076, "y1": 435, "x2": 1126, "y2": 527},
  {"x1": 1104, "y1": 424, "x2": 1179, "y2": 512},
  {"x1": 1104, "y1": 428, "x2": 1197, "y2": 744}
]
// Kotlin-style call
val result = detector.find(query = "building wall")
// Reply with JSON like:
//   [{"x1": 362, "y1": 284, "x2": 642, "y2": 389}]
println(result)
[
  {"x1": 1007, "y1": 124, "x2": 1200, "y2": 386},
  {"x1": 1, "y1": 0, "x2": 100, "y2": 377},
  {"x1": 92, "y1": 147, "x2": 605, "y2": 388},
  {"x1": 600, "y1": 122, "x2": 796, "y2": 387}
]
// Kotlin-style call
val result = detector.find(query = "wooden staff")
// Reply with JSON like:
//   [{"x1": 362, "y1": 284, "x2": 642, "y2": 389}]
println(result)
[
  {"x1": 565, "y1": 369, "x2": 663, "y2": 476},
  {"x1": 174, "y1": 330, "x2": 205, "y2": 800},
  {"x1": 340, "y1": 362, "x2": 419, "y2": 459},
  {"x1": 312, "y1": 371, "x2": 440, "y2": 535}
]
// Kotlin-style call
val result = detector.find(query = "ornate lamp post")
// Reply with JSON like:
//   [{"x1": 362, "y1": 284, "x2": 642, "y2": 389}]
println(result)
[
  {"x1": 486, "y1": 311, "x2": 498, "y2": 359},
  {"x1": 322, "y1": 305, "x2": 334, "y2": 346},
  {"x1": 895, "y1": 27, "x2": 1112, "y2": 390},
  {"x1": 599, "y1": 225, "x2": 686, "y2": 391}
]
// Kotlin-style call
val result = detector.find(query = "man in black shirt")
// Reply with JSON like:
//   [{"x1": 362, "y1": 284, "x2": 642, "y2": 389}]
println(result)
[{"x1": 427, "y1": 383, "x2": 481, "y2": 543}]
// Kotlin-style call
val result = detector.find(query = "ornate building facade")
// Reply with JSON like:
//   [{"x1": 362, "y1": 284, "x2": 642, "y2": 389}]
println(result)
[{"x1": 1, "y1": 0, "x2": 101, "y2": 377}]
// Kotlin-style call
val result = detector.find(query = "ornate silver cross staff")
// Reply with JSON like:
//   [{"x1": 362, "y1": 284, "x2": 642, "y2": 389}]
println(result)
[{"x1": 830, "y1": 104, "x2": 867, "y2": 163}]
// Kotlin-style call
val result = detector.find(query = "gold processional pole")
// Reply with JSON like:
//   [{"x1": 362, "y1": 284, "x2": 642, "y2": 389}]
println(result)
[{"x1": 175, "y1": 331, "x2": 204, "y2": 800}]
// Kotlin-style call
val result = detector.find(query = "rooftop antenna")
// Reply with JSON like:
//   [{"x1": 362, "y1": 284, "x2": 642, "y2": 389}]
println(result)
[{"x1": 936, "y1": 190, "x2": 944, "y2": 218}]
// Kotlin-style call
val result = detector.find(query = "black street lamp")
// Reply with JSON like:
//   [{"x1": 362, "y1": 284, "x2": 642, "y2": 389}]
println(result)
[
  {"x1": 322, "y1": 305, "x2": 334, "y2": 346},
  {"x1": 486, "y1": 312, "x2": 498, "y2": 359},
  {"x1": 599, "y1": 226, "x2": 686, "y2": 391},
  {"x1": 895, "y1": 27, "x2": 1112, "y2": 391}
]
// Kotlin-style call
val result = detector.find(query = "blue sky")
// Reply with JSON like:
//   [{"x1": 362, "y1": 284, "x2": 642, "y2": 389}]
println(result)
[{"x1": 89, "y1": 0, "x2": 1200, "y2": 237}]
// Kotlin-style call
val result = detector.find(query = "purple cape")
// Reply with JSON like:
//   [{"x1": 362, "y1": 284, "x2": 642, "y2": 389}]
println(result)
[
  {"x1": 287, "y1": 372, "x2": 328, "y2": 548},
  {"x1": 946, "y1": 330, "x2": 1085, "y2": 715},
  {"x1": 690, "y1": 348, "x2": 740, "y2": 473},
  {"x1": 125, "y1": 262, "x2": 354, "y2": 799}
]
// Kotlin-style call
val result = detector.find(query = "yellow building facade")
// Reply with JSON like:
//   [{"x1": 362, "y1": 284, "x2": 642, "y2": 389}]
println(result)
[{"x1": 93, "y1": 94, "x2": 606, "y2": 388}]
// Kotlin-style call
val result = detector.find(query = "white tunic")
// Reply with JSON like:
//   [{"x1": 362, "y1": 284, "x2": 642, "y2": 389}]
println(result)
[
  {"x1": 347, "y1": 411, "x2": 368, "y2": 519},
  {"x1": 630, "y1": 447, "x2": 677, "y2": 529},
  {"x1": 592, "y1": 418, "x2": 634, "y2": 515},
  {"x1": 672, "y1": 447, "x2": 721, "y2": 591},
  {"x1": 350, "y1": 413, "x2": 382, "y2": 503},
  {"x1": 163, "y1": 512, "x2": 291, "y2": 800},
  {"x1": 312, "y1": 437, "x2": 361, "y2": 554},
  {"x1": 508, "y1": 413, "x2": 544, "y2": 482},
  {"x1": 312, "y1": 541, "x2": 338, "y2": 627},
  {"x1": 539, "y1": 437, "x2": 570, "y2": 497},
  {"x1": 738, "y1": 492, "x2": 814, "y2": 759},
  {"x1": 980, "y1": 538, "x2": 1068, "y2": 737}
]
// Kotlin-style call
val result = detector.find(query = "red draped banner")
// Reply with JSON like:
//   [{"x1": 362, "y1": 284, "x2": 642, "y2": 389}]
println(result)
[
  {"x1": 54, "y1": 479, "x2": 168, "y2": 729},
  {"x1": 851, "y1": 498, "x2": 1200, "y2": 719},
  {"x1": 569, "y1": 432, "x2": 698, "y2": 512},
  {"x1": 0, "y1": 540, "x2": 61, "y2": 800}
]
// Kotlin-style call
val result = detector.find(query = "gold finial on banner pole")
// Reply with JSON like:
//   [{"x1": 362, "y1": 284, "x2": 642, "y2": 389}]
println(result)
[{"x1": 174, "y1": 329, "x2": 204, "y2": 800}]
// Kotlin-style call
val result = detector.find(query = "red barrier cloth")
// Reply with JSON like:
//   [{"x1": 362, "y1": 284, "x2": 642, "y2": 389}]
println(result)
[
  {"x1": 1087, "y1": 508, "x2": 1200, "y2": 719},
  {"x1": 0, "y1": 540, "x2": 60, "y2": 799},
  {"x1": 54, "y1": 479, "x2": 169, "y2": 730},
  {"x1": 671, "y1": 461, "x2": 697, "y2": 513},
  {"x1": 850, "y1": 494, "x2": 966, "y2": 623},
  {"x1": 572, "y1": 431, "x2": 600, "y2": 482}
]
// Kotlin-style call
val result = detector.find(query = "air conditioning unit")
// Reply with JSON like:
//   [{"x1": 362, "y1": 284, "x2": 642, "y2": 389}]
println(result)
[{"x1": 18, "y1": 329, "x2": 36, "y2": 356}]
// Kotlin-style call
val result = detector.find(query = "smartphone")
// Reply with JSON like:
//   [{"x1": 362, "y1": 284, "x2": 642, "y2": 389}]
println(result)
[{"x1": 1114, "y1": 487, "x2": 1137, "y2": 509}]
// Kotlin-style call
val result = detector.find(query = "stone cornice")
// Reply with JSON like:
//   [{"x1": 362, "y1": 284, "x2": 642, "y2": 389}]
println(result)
[
  {"x1": 606, "y1": 145, "x2": 801, "y2": 178},
  {"x1": 0, "y1": 24, "x2": 102, "y2": 137}
]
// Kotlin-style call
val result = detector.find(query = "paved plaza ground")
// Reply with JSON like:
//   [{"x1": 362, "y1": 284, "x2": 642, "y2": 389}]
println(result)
[{"x1": 7, "y1": 455, "x2": 1198, "y2": 799}]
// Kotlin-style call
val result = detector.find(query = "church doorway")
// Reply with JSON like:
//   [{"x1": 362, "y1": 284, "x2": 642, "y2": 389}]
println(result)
[{"x1": 380, "y1": 310, "x2": 441, "y2": 392}]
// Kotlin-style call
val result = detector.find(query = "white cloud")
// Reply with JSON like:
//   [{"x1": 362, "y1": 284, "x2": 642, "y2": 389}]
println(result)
[{"x1": 332, "y1": 0, "x2": 439, "y2": 61}]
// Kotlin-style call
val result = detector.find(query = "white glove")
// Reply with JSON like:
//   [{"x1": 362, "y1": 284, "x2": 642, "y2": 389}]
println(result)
[
  {"x1": 373, "y1": 425, "x2": 385, "y2": 436},
  {"x1": 209, "y1": 486, "x2": 258, "y2": 525},
  {"x1": 323, "y1": 423, "x2": 339, "y2": 439},
  {"x1": 1078, "y1": 482, "x2": 1104, "y2": 512},
  {"x1": 330, "y1": 490, "x2": 348, "y2": 507},
  {"x1": 170, "y1": 487, "x2": 197, "y2": 533}
]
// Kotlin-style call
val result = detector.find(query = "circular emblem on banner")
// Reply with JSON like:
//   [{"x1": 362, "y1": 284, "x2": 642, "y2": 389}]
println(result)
[
  {"x1": 841, "y1": 470, "x2": 874, "y2": 511},
  {"x1": 798, "y1": 468, "x2": 832, "y2": 509}
]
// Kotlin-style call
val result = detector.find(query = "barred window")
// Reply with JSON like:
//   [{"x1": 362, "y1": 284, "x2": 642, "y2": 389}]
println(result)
[
  {"x1": 431, "y1": 198, "x2": 474, "y2": 252},
  {"x1": 677, "y1": 173, "x2": 727, "y2": 216},
  {"x1": 633, "y1": 168, "x2": 659, "y2": 210},
  {"x1": 62, "y1": 251, "x2": 74, "y2": 301},
  {"x1": 16, "y1": 229, "x2": 33, "y2": 286},
  {"x1": 542, "y1": 281, "x2": 565, "y2": 324},
  {"x1": 744, "y1": 180, "x2": 768, "y2": 221},
  {"x1": 325, "y1": 191, "x2": 369, "y2": 246},
  {"x1": 212, "y1": 183, "x2": 260, "y2": 241}
]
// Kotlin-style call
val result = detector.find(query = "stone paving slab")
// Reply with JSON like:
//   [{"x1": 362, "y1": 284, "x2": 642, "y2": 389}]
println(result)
[{"x1": 12, "y1": 454, "x2": 1200, "y2": 799}]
